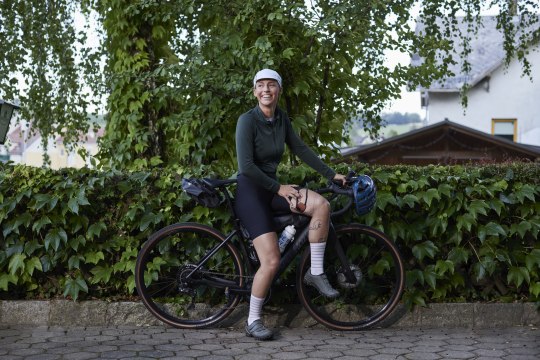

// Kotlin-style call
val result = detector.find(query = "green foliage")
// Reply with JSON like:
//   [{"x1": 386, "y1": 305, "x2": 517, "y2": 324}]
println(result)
[
  {"x1": 0, "y1": 162, "x2": 201, "y2": 300},
  {"x1": 2, "y1": 1, "x2": 538, "y2": 170},
  {"x1": 336, "y1": 162, "x2": 540, "y2": 308},
  {"x1": 1, "y1": 161, "x2": 539, "y2": 307}
]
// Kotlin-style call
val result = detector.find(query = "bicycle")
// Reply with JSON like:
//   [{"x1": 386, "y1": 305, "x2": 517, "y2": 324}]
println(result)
[{"x1": 135, "y1": 171, "x2": 405, "y2": 331}]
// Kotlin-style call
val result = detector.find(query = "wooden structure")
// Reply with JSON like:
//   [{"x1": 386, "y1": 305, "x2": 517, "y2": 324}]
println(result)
[{"x1": 339, "y1": 120, "x2": 540, "y2": 165}]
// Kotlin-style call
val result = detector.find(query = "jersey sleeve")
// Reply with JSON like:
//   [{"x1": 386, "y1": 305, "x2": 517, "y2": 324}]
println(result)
[{"x1": 284, "y1": 115, "x2": 336, "y2": 181}]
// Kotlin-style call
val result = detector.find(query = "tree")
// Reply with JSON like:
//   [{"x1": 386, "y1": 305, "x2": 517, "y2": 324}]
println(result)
[{"x1": 1, "y1": 0, "x2": 538, "y2": 171}]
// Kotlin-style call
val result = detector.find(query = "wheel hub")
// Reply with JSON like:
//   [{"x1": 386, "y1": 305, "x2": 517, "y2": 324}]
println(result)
[
  {"x1": 177, "y1": 264, "x2": 199, "y2": 296},
  {"x1": 336, "y1": 265, "x2": 362, "y2": 289}
]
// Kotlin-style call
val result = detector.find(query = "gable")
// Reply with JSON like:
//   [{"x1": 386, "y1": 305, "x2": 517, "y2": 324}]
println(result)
[{"x1": 339, "y1": 120, "x2": 540, "y2": 165}]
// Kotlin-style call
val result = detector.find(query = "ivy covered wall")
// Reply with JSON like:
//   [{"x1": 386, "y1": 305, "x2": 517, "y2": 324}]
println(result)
[{"x1": 0, "y1": 162, "x2": 539, "y2": 307}]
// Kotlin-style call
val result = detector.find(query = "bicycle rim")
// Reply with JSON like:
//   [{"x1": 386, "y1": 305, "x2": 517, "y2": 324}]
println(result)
[
  {"x1": 297, "y1": 224, "x2": 405, "y2": 330},
  {"x1": 135, "y1": 223, "x2": 244, "y2": 328}
]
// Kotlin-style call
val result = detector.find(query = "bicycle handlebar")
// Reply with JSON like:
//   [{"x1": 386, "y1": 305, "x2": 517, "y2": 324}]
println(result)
[
  {"x1": 315, "y1": 171, "x2": 360, "y2": 218},
  {"x1": 207, "y1": 170, "x2": 360, "y2": 218}
]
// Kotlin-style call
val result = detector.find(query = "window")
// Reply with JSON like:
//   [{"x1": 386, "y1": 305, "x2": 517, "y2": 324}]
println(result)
[{"x1": 492, "y1": 119, "x2": 517, "y2": 142}]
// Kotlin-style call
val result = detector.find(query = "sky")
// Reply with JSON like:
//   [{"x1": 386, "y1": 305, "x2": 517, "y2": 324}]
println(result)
[{"x1": 381, "y1": 49, "x2": 424, "y2": 117}]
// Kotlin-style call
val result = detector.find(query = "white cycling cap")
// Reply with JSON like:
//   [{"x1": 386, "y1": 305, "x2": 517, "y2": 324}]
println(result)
[{"x1": 253, "y1": 69, "x2": 282, "y2": 87}]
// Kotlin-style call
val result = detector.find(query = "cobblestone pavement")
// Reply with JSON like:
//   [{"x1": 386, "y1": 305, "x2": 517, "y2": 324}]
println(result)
[{"x1": 0, "y1": 324, "x2": 538, "y2": 359}]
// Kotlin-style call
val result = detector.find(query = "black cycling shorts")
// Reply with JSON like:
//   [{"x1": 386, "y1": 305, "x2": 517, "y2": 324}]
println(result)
[{"x1": 235, "y1": 174, "x2": 292, "y2": 240}]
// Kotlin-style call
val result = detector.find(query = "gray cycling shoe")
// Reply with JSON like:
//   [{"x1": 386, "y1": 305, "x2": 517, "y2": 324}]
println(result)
[
  {"x1": 245, "y1": 319, "x2": 274, "y2": 340},
  {"x1": 304, "y1": 268, "x2": 340, "y2": 299}
]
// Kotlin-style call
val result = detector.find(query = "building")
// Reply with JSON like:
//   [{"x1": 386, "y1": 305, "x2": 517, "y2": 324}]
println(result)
[
  {"x1": 2, "y1": 123, "x2": 103, "y2": 169},
  {"x1": 413, "y1": 16, "x2": 540, "y2": 146},
  {"x1": 340, "y1": 119, "x2": 540, "y2": 165}
]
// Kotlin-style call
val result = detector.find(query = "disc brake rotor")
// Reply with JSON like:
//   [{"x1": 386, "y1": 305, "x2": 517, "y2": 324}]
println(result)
[{"x1": 336, "y1": 265, "x2": 363, "y2": 289}]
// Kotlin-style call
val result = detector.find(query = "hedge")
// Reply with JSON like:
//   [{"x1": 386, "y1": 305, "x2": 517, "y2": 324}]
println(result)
[{"x1": 0, "y1": 162, "x2": 539, "y2": 308}]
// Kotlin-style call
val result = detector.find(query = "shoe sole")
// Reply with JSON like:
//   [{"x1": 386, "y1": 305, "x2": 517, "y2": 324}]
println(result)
[
  {"x1": 304, "y1": 278, "x2": 340, "y2": 299},
  {"x1": 245, "y1": 330, "x2": 273, "y2": 341}
]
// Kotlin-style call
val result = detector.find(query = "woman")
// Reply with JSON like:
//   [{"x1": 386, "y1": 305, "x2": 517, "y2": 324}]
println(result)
[{"x1": 235, "y1": 69, "x2": 347, "y2": 340}]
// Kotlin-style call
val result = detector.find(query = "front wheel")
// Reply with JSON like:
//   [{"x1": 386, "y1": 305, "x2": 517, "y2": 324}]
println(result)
[
  {"x1": 297, "y1": 224, "x2": 405, "y2": 330},
  {"x1": 135, "y1": 222, "x2": 244, "y2": 328}
]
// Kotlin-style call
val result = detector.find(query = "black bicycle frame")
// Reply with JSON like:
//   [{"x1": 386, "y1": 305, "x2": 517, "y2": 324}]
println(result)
[
  {"x1": 184, "y1": 179, "x2": 360, "y2": 294},
  {"x1": 187, "y1": 218, "x2": 358, "y2": 295}
]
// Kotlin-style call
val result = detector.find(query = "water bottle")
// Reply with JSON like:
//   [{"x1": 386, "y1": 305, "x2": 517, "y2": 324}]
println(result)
[{"x1": 278, "y1": 225, "x2": 296, "y2": 253}]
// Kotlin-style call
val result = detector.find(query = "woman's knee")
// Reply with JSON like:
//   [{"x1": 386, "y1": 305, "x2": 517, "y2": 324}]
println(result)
[
  {"x1": 259, "y1": 254, "x2": 280, "y2": 274},
  {"x1": 312, "y1": 194, "x2": 330, "y2": 215}
]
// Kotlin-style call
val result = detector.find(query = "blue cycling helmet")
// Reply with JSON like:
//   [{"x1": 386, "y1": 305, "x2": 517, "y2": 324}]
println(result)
[{"x1": 352, "y1": 175, "x2": 377, "y2": 215}]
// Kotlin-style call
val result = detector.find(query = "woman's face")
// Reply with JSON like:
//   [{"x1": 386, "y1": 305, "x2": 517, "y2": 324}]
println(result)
[{"x1": 253, "y1": 79, "x2": 281, "y2": 108}]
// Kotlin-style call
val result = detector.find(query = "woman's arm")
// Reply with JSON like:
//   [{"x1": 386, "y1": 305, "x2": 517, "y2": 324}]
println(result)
[{"x1": 284, "y1": 115, "x2": 336, "y2": 181}]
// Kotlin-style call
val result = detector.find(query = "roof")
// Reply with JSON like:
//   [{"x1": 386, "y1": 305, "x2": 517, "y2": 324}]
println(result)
[
  {"x1": 412, "y1": 15, "x2": 540, "y2": 92},
  {"x1": 340, "y1": 120, "x2": 540, "y2": 164},
  {"x1": 0, "y1": 99, "x2": 21, "y2": 109}
]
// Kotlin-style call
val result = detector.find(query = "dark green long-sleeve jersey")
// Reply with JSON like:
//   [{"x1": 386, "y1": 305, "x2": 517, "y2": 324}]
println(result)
[{"x1": 236, "y1": 106, "x2": 336, "y2": 193}]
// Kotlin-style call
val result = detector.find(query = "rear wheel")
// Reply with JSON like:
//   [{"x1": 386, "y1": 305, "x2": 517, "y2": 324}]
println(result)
[
  {"x1": 297, "y1": 224, "x2": 405, "y2": 330},
  {"x1": 135, "y1": 222, "x2": 244, "y2": 328}
]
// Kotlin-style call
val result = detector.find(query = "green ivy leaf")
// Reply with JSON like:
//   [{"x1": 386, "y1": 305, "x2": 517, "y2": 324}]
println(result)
[
  {"x1": 63, "y1": 276, "x2": 89, "y2": 301},
  {"x1": 84, "y1": 251, "x2": 105, "y2": 265},
  {"x1": 406, "y1": 269, "x2": 425, "y2": 287},
  {"x1": 44, "y1": 228, "x2": 68, "y2": 251},
  {"x1": 437, "y1": 183, "x2": 453, "y2": 198},
  {"x1": 412, "y1": 241, "x2": 438, "y2": 261},
  {"x1": 448, "y1": 247, "x2": 469, "y2": 265},
  {"x1": 489, "y1": 198, "x2": 504, "y2": 216},
  {"x1": 32, "y1": 215, "x2": 52, "y2": 233},
  {"x1": 456, "y1": 213, "x2": 474, "y2": 232},
  {"x1": 68, "y1": 198, "x2": 79, "y2": 214},
  {"x1": 402, "y1": 194, "x2": 418, "y2": 208},
  {"x1": 516, "y1": 221, "x2": 532, "y2": 239},
  {"x1": 25, "y1": 257, "x2": 43, "y2": 276},
  {"x1": 467, "y1": 200, "x2": 489, "y2": 219},
  {"x1": 530, "y1": 282, "x2": 540, "y2": 297},
  {"x1": 68, "y1": 255, "x2": 82, "y2": 270},
  {"x1": 90, "y1": 266, "x2": 113, "y2": 284},
  {"x1": 87, "y1": 222, "x2": 107, "y2": 240},
  {"x1": 525, "y1": 249, "x2": 540, "y2": 271},
  {"x1": 0, "y1": 273, "x2": 17, "y2": 290},
  {"x1": 507, "y1": 266, "x2": 530, "y2": 288},
  {"x1": 514, "y1": 184, "x2": 536, "y2": 204},
  {"x1": 435, "y1": 260, "x2": 455, "y2": 276},
  {"x1": 421, "y1": 188, "x2": 440, "y2": 207},
  {"x1": 376, "y1": 191, "x2": 397, "y2": 210},
  {"x1": 424, "y1": 267, "x2": 437, "y2": 289},
  {"x1": 8, "y1": 253, "x2": 26, "y2": 275}
]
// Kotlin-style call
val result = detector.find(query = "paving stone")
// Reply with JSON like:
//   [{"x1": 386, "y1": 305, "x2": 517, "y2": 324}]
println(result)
[
  {"x1": 137, "y1": 350, "x2": 177, "y2": 358},
  {"x1": 271, "y1": 351, "x2": 307, "y2": 359},
  {"x1": 98, "y1": 350, "x2": 137, "y2": 358},
  {"x1": 0, "y1": 324, "x2": 539, "y2": 359},
  {"x1": 307, "y1": 350, "x2": 344, "y2": 358},
  {"x1": 9, "y1": 348, "x2": 45, "y2": 356},
  {"x1": 62, "y1": 352, "x2": 99, "y2": 360},
  {"x1": 437, "y1": 350, "x2": 476, "y2": 358},
  {"x1": 403, "y1": 352, "x2": 442, "y2": 359}
]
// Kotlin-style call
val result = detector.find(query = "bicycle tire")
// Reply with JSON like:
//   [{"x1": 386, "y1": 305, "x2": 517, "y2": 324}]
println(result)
[
  {"x1": 297, "y1": 223, "x2": 405, "y2": 330},
  {"x1": 135, "y1": 222, "x2": 244, "y2": 328}
]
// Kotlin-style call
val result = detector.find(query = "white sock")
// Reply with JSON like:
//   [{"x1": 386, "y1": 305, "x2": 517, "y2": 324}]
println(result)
[
  {"x1": 310, "y1": 242, "x2": 326, "y2": 276},
  {"x1": 247, "y1": 295, "x2": 265, "y2": 325}
]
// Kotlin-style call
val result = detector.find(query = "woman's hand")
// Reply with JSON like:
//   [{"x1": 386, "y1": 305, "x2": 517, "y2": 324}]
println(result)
[
  {"x1": 333, "y1": 173, "x2": 347, "y2": 186},
  {"x1": 278, "y1": 184, "x2": 300, "y2": 209}
]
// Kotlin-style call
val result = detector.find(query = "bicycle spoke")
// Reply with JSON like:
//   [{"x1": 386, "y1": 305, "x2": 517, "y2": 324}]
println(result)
[{"x1": 135, "y1": 223, "x2": 244, "y2": 328}]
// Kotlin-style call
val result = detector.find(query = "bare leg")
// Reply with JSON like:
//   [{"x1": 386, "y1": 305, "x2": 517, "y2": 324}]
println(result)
[
  {"x1": 291, "y1": 189, "x2": 339, "y2": 298},
  {"x1": 293, "y1": 189, "x2": 331, "y2": 243},
  {"x1": 251, "y1": 232, "x2": 280, "y2": 298}
]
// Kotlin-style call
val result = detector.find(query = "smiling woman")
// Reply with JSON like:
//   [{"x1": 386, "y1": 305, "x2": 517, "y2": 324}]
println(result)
[{"x1": 234, "y1": 68, "x2": 347, "y2": 340}]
